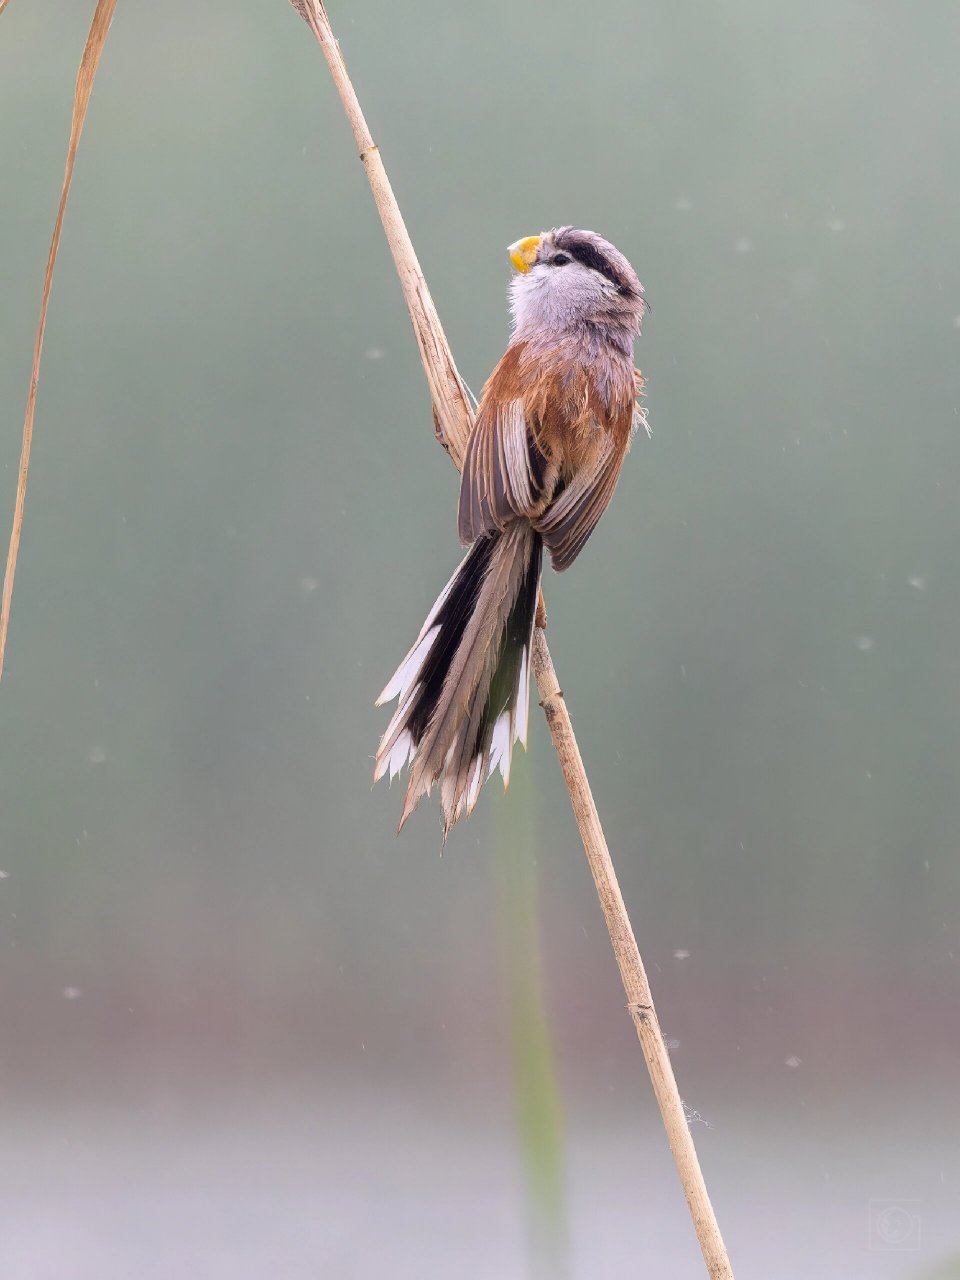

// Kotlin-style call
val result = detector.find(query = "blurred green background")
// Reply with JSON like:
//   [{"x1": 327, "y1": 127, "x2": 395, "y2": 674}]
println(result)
[{"x1": 2, "y1": 2, "x2": 959, "y2": 1276}]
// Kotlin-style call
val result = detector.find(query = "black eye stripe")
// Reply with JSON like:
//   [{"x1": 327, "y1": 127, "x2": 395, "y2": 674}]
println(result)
[
  {"x1": 565, "y1": 242, "x2": 624, "y2": 288},
  {"x1": 550, "y1": 228, "x2": 642, "y2": 299}
]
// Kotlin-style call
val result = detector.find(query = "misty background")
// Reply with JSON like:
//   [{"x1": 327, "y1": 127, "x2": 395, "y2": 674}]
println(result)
[{"x1": 2, "y1": 2, "x2": 959, "y2": 1277}]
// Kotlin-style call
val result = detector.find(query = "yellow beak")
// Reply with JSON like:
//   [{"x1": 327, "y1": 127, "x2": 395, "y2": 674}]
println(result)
[{"x1": 508, "y1": 235, "x2": 541, "y2": 274}]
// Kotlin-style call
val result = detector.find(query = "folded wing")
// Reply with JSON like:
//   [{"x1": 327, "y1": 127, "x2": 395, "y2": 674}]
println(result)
[
  {"x1": 457, "y1": 361, "x2": 632, "y2": 572},
  {"x1": 458, "y1": 399, "x2": 548, "y2": 544},
  {"x1": 535, "y1": 433, "x2": 627, "y2": 571}
]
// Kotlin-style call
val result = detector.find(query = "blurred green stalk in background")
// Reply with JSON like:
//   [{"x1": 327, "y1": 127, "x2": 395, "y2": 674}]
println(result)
[{"x1": 495, "y1": 759, "x2": 569, "y2": 1279}]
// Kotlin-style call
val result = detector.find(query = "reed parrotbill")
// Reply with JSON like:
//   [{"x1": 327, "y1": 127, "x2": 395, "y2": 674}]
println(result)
[{"x1": 376, "y1": 227, "x2": 648, "y2": 836}]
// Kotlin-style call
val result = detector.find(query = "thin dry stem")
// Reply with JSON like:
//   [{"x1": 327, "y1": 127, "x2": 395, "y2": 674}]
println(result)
[
  {"x1": 291, "y1": 3, "x2": 735, "y2": 1275},
  {"x1": 0, "y1": 0, "x2": 118, "y2": 679},
  {"x1": 533, "y1": 629, "x2": 733, "y2": 1275},
  {"x1": 289, "y1": 0, "x2": 473, "y2": 469}
]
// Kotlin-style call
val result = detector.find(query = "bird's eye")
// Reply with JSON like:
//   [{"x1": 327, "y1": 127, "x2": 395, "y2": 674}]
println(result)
[{"x1": 552, "y1": 253, "x2": 572, "y2": 266}]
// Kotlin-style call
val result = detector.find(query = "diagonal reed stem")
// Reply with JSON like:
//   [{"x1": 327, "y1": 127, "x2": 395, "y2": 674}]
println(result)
[
  {"x1": 0, "y1": 0, "x2": 118, "y2": 680},
  {"x1": 290, "y1": 3, "x2": 735, "y2": 1275}
]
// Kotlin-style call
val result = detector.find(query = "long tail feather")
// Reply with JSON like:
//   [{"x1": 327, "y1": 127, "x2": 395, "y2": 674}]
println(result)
[{"x1": 375, "y1": 523, "x2": 542, "y2": 836}]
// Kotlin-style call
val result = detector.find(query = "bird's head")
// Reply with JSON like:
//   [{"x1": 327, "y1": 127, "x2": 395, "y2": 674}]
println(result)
[{"x1": 507, "y1": 227, "x2": 646, "y2": 349}]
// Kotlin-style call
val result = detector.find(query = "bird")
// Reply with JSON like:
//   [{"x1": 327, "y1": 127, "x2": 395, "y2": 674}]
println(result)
[{"x1": 375, "y1": 227, "x2": 648, "y2": 837}]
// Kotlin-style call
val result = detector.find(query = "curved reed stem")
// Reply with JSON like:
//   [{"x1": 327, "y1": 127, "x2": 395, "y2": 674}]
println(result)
[
  {"x1": 290, "y1": 3, "x2": 735, "y2": 1275},
  {"x1": 0, "y1": 0, "x2": 118, "y2": 679}
]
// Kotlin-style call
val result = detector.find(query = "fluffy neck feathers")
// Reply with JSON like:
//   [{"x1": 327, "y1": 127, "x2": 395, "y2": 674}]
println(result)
[{"x1": 509, "y1": 273, "x2": 639, "y2": 362}]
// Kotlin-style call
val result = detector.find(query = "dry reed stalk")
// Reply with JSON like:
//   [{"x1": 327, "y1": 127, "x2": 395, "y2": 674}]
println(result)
[
  {"x1": 290, "y1": 3, "x2": 735, "y2": 1275},
  {"x1": 0, "y1": 0, "x2": 118, "y2": 679}
]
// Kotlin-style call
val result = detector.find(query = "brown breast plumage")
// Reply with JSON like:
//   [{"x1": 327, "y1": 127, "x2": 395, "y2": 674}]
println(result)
[{"x1": 458, "y1": 338, "x2": 635, "y2": 571}]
